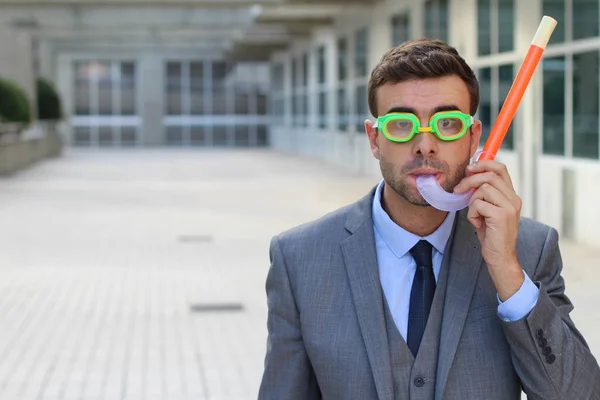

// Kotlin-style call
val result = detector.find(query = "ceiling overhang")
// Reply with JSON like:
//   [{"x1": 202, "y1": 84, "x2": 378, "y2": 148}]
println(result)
[{"x1": 0, "y1": 0, "x2": 381, "y2": 62}]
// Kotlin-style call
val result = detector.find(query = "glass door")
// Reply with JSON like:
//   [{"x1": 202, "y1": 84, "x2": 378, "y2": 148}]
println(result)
[{"x1": 71, "y1": 60, "x2": 140, "y2": 147}]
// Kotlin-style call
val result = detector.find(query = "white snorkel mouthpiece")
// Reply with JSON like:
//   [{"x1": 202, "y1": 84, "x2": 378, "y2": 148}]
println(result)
[{"x1": 415, "y1": 151, "x2": 495, "y2": 212}]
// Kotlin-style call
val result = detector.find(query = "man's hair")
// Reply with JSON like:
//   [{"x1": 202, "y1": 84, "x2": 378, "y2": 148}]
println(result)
[{"x1": 367, "y1": 38, "x2": 479, "y2": 118}]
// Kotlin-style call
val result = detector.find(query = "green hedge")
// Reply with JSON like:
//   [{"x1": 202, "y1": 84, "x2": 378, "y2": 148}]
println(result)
[
  {"x1": 0, "y1": 77, "x2": 31, "y2": 124},
  {"x1": 36, "y1": 78, "x2": 62, "y2": 121}
]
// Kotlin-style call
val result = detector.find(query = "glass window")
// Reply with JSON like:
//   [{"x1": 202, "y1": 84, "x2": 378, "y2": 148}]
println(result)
[
  {"x1": 211, "y1": 62, "x2": 228, "y2": 115},
  {"x1": 542, "y1": 57, "x2": 566, "y2": 155},
  {"x1": 74, "y1": 126, "x2": 91, "y2": 145},
  {"x1": 271, "y1": 94, "x2": 284, "y2": 125},
  {"x1": 498, "y1": 64, "x2": 514, "y2": 150},
  {"x1": 98, "y1": 126, "x2": 113, "y2": 146},
  {"x1": 74, "y1": 61, "x2": 91, "y2": 115},
  {"x1": 542, "y1": 0, "x2": 565, "y2": 44},
  {"x1": 212, "y1": 61, "x2": 228, "y2": 80},
  {"x1": 291, "y1": 58, "x2": 299, "y2": 88},
  {"x1": 271, "y1": 63, "x2": 284, "y2": 92},
  {"x1": 257, "y1": 90, "x2": 268, "y2": 115},
  {"x1": 478, "y1": 67, "x2": 493, "y2": 144},
  {"x1": 318, "y1": 91, "x2": 328, "y2": 129},
  {"x1": 355, "y1": 28, "x2": 369, "y2": 77},
  {"x1": 74, "y1": 60, "x2": 137, "y2": 117},
  {"x1": 302, "y1": 53, "x2": 309, "y2": 87},
  {"x1": 424, "y1": 0, "x2": 448, "y2": 42},
  {"x1": 573, "y1": 51, "x2": 599, "y2": 159},
  {"x1": 292, "y1": 95, "x2": 299, "y2": 127},
  {"x1": 212, "y1": 126, "x2": 228, "y2": 146},
  {"x1": 391, "y1": 12, "x2": 411, "y2": 46},
  {"x1": 317, "y1": 46, "x2": 326, "y2": 84},
  {"x1": 337, "y1": 38, "x2": 348, "y2": 82},
  {"x1": 234, "y1": 87, "x2": 250, "y2": 115},
  {"x1": 477, "y1": 0, "x2": 491, "y2": 56},
  {"x1": 233, "y1": 126, "x2": 249, "y2": 147},
  {"x1": 257, "y1": 125, "x2": 268, "y2": 146},
  {"x1": 573, "y1": 0, "x2": 599, "y2": 40},
  {"x1": 317, "y1": 46, "x2": 327, "y2": 84},
  {"x1": 120, "y1": 62, "x2": 136, "y2": 116},
  {"x1": 337, "y1": 87, "x2": 347, "y2": 131},
  {"x1": 498, "y1": 0, "x2": 514, "y2": 52},
  {"x1": 166, "y1": 125, "x2": 183, "y2": 145},
  {"x1": 120, "y1": 126, "x2": 136, "y2": 146},
  {"x1": 477, "y1": 66, "x2": 515, "y2": 149},
  {"x1": 191, "y1": 126, "x2": 207, "y2": 146},
  {"x1": 97, "y1": 61, "x2": 113, "y2": 116},
  {"x1": 302, "y1": 94, "x2": 309, "y2": 127},
  {"x1": 478, "y1": 0, "x2": 513, "y2": 55},
  {"x1": 190, "y1": 61, "x2": 204, "y2": 115},
  {"x1": 355, "y1": 84, "x2": 368, "y2": 132},
  {"x1": 271, "y1": 63, "x2": 285, "y2": 124},
  {"x1": 166, "y1": 62, "x2": 182, "y2": 115}
]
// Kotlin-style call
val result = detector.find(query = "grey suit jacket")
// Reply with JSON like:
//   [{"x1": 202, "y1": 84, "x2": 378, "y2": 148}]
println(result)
[{"x1": 258, "y1": 187, "x2": 600, "y2": 400}]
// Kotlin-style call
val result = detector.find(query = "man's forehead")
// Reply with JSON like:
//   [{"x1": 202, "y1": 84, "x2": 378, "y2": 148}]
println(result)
[
  {"x1": 379, "y1": 77, "x2": 469, "y2": 95},
  {"x1": 384, "y1": 104, "x2": 464, "y2": 116},
  {"x1": 377, "y1": 78, "x2": 470, "y2": 114}
]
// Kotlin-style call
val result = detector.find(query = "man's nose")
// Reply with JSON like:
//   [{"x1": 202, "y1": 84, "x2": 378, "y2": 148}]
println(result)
[{"x1": 412, "y1": 131, "x2": 438, "y2": 156}]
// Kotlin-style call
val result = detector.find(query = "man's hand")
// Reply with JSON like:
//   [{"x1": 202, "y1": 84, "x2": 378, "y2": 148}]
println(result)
[{"x1": 453, "y1": 160, "x2": 524, "y2": 301}]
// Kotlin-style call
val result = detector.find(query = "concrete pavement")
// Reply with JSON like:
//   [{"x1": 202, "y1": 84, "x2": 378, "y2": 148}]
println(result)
[{"x1": 0, "y1": 148, "x2": 597, "y2": 399}]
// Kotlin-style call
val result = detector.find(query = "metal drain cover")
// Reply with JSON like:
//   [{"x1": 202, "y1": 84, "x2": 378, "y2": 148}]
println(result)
[{"x1": 189, "y1": 303, "x2": 244, "y2": 313}]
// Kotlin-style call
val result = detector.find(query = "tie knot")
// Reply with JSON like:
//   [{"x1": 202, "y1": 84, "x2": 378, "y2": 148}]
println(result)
[{"x1": 410, "y1": 240, "x2": 433, "y2": 267}]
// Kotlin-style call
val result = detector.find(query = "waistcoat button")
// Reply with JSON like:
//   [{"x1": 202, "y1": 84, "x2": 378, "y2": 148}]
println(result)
[{"x1": 414, "y1": 377, "x2": 426, "y2": 387}]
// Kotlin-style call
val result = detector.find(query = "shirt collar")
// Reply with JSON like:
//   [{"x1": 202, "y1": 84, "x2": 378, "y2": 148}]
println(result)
[{"x1": 372, "y1": 179, "x2": 456, "y2": 258}]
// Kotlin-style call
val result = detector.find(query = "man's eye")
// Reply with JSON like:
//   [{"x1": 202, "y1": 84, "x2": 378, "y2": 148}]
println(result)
[
  {"x1": 439, "y1": 118, "x2": 456, "y2": 128},
  {"x1": 394, "y1": 120, "x2": 412, "y2": 129}
]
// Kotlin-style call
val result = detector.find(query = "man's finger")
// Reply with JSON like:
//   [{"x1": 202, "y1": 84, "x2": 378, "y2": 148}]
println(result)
[
  {"x1": 468, "y1": 182, "x2": 514, "y2": 209},
  {"x1": 454, "y1": 171, "x2": 516, "y2": 203},
  {"x1": 466, "y1": 160, "x2": 513, "y2": 187}
]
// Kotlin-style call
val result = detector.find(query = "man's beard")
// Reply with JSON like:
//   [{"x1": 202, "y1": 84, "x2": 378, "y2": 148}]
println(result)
[{"x1": 380, "y1": 152, "x2": 470, "y2": 207}]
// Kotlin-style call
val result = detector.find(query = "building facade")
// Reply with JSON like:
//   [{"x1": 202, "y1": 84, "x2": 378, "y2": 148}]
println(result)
[
  {"x1": 268, "y1": 0, "x2": 600, "y2": 248},
  {"x1": 59, "y1": 56, "x2": 270, "y2": 148},
  {"x1": 0, "y1": 5, "x2": 275, "y2": 149}
]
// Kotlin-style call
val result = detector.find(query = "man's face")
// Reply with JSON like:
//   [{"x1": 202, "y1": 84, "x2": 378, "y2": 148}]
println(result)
[{"x1": 366, "y1": 75, "x2": 482, "y2": 207}]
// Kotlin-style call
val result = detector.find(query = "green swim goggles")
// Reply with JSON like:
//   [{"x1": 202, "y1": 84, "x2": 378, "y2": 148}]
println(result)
[{"x1": 374, "y1": 110, "x2": 474, "y2": 143}]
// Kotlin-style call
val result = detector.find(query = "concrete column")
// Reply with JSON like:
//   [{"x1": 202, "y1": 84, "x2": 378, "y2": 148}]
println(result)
[
  {"x1": 37, "y1": 38, "x2": 56, "y2": 82},
  {"x1": 449, "y1": 0, "x2": 478, "y2": 63},
  {"x1": 411, "y1": 1, "x2": 425, "y2": 39},
  {"x1": 139, "y1": 53, "x2": 165, "y2": 146},
  {"x1": 369, "y1": 2, "x2": 393, "y2": 71},
  {"x1": 514, "y1": 0, "x2": 542, "y2": 219},
  {"x1": 0, "y1": 26, "x2": 37, "y2": 120}
]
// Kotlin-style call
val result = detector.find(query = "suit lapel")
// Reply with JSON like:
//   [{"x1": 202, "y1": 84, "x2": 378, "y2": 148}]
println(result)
[
  {"x1": 341, "y1": 189, "x2": 393, "y2": 400},
  {"x1": 435, "y1": 210, "x2": 484, "y2": 399}
]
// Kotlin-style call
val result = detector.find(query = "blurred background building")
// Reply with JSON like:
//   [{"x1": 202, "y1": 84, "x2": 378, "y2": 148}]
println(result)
[{"x1": 0, "y1": 0, "x2": 599, "y2": 247}]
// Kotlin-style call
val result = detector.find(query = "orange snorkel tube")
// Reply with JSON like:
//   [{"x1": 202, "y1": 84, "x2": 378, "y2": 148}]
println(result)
[
  {"x1": 416, "y1": 16, "x2": 557, "y2": 211},
  {"x1": 478, "y1": 15, "x2": 558, "y2": 160}
]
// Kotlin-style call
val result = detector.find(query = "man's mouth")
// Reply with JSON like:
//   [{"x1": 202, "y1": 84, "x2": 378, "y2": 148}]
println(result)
[{"x1": 408, "y1": 168, "x2": 441, "y2": 177}]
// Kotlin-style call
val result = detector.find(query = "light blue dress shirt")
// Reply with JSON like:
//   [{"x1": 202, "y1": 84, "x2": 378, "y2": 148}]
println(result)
[{"x1": 371, "y1": 180, "x2": 539, "y2": 341}]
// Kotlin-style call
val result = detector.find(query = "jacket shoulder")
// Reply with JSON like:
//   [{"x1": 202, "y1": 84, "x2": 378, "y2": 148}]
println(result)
[
  {"x1": 518, "y1": 216, "x2": 555, "y2": 243},
  {"x1": 275, "y1": 201, "x2": 356, "y2": 248},
  {"x1": 517, "y1": 216, "x2": 559, "y2": 276}
]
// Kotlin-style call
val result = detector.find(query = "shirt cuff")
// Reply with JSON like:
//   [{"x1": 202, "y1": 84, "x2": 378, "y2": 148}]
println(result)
[{"x1": 497, "y1": 272, "x2": 539, "y2": 322}]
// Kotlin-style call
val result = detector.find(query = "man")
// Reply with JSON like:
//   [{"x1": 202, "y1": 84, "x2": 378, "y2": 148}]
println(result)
[{"x1": 258, "y1": 39, "x2": 600, "y2": 400}]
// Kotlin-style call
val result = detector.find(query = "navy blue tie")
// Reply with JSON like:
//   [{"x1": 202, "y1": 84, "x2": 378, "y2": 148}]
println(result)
[{"x1": 407, "y1": 240, "x2": 436, "y2": 358}]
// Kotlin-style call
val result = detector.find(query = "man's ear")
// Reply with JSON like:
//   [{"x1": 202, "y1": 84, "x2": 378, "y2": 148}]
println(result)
[
  {"x1": 469, "y1": 119, "x2": 483, "y2": 157},
  {"x1": 365, "y1": 119, "x2": 381, "y2": 160}
]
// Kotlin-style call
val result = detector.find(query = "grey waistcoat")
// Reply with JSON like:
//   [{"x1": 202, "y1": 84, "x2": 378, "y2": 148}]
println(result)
[{"x1": 383, "y1": 257, "x2": 451, "y2": 400}]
